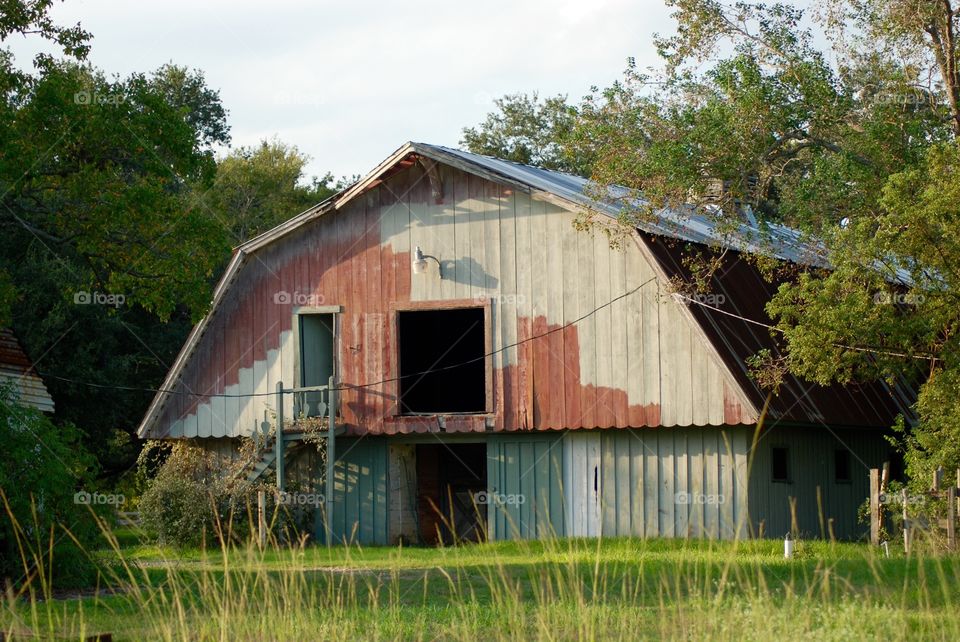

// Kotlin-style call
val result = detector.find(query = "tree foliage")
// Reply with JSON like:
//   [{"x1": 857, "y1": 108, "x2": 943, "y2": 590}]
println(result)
[
  {"x1": 1, "y1": 2, "x2": 336, "y2": 483},
  {"x1": 0, "y1": 383, "x2": 100, "y2": 587},
  {"x1": 463, "y1": 0, "x2": 960, "y2": 482},
  {"x1": 206, "y1": 140, "x2": 336, "y2": 243},
  {"x1": 461, "y1": 93, "x2": 591, "y2": 175}
]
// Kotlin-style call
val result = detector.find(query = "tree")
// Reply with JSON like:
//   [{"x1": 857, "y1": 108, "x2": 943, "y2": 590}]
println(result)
[
  {"x1": 461, "y1": 92, "x2": 591, "y2": 175},
  {"x1": 206, "y1": 140, "x2": 336, "y2": 244},
  {"x1": 577, "y1": 0, "x2": 960, "y2": 483},
  {"x1": 0, "y1": 5, "x2": 235, "y2": 480},
  {"x1": 0, "y1": 383, "x2": 101, "y2": 588},
  {"x1": 0, "y1": 0, "x2": 91, "y2": 63}
]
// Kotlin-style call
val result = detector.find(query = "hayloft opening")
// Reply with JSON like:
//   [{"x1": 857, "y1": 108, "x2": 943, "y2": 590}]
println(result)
[{"x1": 398, "y1": 308, "x2": 486, "y2": 414}]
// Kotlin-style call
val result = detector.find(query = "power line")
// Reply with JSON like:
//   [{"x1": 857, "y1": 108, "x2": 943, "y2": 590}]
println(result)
[
  {"x1": 672, "y1": 293, "x2": 937, "y2": 362},
  {"x1": 36, "y1": 276, "x2": 658, "y2": 399},
  {"x1": 33, "y1": 278, "x2": 934, "y2": 401}
]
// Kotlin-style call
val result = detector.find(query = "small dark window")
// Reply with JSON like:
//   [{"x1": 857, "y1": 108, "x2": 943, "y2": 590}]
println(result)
[
  {"x1": 835, "y1": 449, "x2": 851, "y2": 483},
  {"x1": 772, "y1": 446, "x2": 790, "y2": 482},
  {"x1": 398, "y1": 308, "x2": 486, "y2": 414},
  {"x1": 887, "y1": 451, "x2": 905, "y2": 482}
]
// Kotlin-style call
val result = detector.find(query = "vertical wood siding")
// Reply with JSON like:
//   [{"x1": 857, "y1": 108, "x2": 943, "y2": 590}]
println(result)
[
  {"x1": 487, "y1": 434, "x2": 565, "y2": 540},
  {"x1": 328, "y1": 438, "x2": 389, "y2": 545},
  {"x1": 747, "y1": 426, "x2": 891, "y2": 540},
  {"x1": 152, "y1": 160, "x2": 755, "y2": 439},
  {"x1": 564, "y1": 428, "x2": 750, "y2": 539}
]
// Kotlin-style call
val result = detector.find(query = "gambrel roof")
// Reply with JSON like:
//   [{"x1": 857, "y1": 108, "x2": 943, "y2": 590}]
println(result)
[{"x1": 137, "y1": 142, "x2": 913, "y2": 437}]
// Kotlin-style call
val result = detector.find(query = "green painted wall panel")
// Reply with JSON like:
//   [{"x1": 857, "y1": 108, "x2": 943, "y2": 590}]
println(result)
[
  {"x1": 746, "y1": 426, "x2": 892, "y2": 540},
  {"x1": 488, "y1": 435, "x2": 565, "y2": 540},
  {"x1": 328, "y1": 438, "x2": 389, "y2": 545}
]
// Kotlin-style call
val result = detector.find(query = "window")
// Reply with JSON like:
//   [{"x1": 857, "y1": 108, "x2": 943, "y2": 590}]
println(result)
[
  {"x1": 835, "y1": 449, "x2": 851, "y2": 483},
  {"x1": 887, "y1": 451, "x2": 905, "y2": 482},
  {"x1": 397, "y1": 307, "x2": 486, "y2": 414},
  {"x1": 299, "y1": 313, "x2": 334, "y2": 416},
  {"x1": 771, "y1": 446, "x2": 790, "y2": 482}
]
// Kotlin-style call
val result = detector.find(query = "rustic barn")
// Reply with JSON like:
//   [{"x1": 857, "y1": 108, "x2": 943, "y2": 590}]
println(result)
[
  {"x1": 1, "y1": 327, "x2": 55, "y2": 413},
  {"x1": 137, "y1": 142, "x2": 912, "y2": 544}
]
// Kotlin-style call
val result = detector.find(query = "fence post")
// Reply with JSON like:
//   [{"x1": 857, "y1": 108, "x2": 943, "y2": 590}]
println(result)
[
  {"x1": 869, "y1": 469, "x2": 880, "y2": 546},
  {"x1": 948, "y1": 484, "x2": 956, "y2": 551},
  {"x1": 257, "y1": 490, "x2": 266, "y2": 549},
  {"x1": 902, "y1": 487, "x2": 910, "y2": 555},
  {"x1": 325, "y1": 375, "x2": 336, "y2": 547},
  {"x1": 275, "y1": 381, "x2": 285, "y2": 493}
]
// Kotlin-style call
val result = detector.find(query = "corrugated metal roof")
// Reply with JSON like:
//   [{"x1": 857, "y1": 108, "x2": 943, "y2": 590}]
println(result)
[
  {"x1": 415, "y1": 143, "x2": 834, "y2": 268},
  {"x1": 0, "y1": 328, "x2": 55, "y2": 413}
]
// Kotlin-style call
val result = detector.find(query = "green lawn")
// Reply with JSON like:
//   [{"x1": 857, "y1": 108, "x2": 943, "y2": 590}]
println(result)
[{"x1": 4, "y1": 531, "x2": 960, "y2": 640}]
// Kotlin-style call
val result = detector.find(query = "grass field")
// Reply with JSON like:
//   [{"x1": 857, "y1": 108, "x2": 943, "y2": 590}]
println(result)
[{"x1": 4, "y1": 528, "x2": 960, "y2": 641}]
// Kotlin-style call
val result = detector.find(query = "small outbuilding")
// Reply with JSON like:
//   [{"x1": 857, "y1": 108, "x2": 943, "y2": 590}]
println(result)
[{"x1": 1, "y1": 327, "x2": 55, "y2": 413}]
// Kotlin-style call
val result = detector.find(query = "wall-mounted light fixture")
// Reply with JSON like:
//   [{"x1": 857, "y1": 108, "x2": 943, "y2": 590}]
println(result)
[{"x1": 412, "y1": 246, "x2": 443, "y2": 278}]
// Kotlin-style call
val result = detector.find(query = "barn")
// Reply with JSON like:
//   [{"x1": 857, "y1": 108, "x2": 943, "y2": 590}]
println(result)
[{"x1": 137, "y1": 142, "x2": 912, "y2": 544}]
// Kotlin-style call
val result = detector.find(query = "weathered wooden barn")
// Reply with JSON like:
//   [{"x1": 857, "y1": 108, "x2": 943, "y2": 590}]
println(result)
[{"x1": 137, "y1": 142, "x2": 912, "y2": 544}]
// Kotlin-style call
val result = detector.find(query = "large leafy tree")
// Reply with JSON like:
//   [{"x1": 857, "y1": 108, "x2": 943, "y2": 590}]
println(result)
[
  {"x1": 578, "y1": 0, "x2": 960, "y2": 483},
  {"x1": 0, "y1": 2, "x2": 335, "y2": 480},
  {"x1": 206, "y1": 140, "x2": 336, "y2": 243}
]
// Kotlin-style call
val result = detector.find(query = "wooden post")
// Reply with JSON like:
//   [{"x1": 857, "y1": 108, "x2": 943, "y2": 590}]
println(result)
[
  {"x1": 933, "y1": 467, "x2": 943, "y2": 492},
  {"x1": 948, "y1": 484, "x2": 956, "y2": 551},
  {"x1": 257, "y1": 490, "x2": 266, "y2": 549},
  {"x1": 325, "y1": 375, "x2": 336, "y2": 547},
  {"x1": 869, "y1": 469, "x2": 880, "y2": 546},
  {"x1": 879, "y1": 462, "x2": 889, "y2": 541},
  {"x1": 902, "y1": 487, "x2": 910, "y2": 555},
  {"x1": 275, "y1": 381, "x2": 285, "y2": 493}
]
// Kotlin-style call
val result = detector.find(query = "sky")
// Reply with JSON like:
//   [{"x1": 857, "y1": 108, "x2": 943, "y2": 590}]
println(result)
[{"x1": 7, "y1": 0, "x2": 678, "y2": 180}]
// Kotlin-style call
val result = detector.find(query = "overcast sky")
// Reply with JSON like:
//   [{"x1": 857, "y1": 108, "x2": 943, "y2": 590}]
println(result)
[{"x1": 9, "y1": 0, "x2": 678, "y2": 179}]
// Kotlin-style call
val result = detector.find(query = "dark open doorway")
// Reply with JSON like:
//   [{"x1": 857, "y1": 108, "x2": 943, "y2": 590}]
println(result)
[
  {"x1": 397, "y1": 308, "x2": 486, "y2": 414},
  {"x1": 416, "y1": 443, "x2": 487, "y2": 545}
]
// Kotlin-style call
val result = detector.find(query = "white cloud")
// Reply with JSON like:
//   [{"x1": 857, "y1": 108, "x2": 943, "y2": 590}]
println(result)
[{"x1": 7, "y1": 0, "x2": 675, "y2": 178}]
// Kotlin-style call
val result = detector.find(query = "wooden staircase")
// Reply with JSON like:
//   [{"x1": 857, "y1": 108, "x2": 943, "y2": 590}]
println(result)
[{"x1": 245, "y1": 437, "x2": 305, "y2": 485}]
